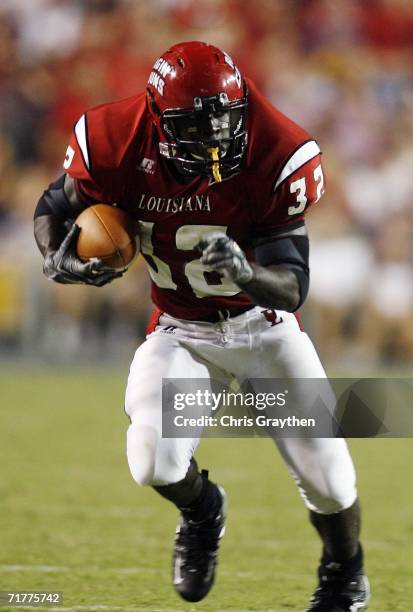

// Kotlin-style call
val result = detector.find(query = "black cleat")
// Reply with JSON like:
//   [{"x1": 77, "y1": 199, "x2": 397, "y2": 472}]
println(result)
[
  {"x1": 306, "y1": 561, "x2": 370, "y2": 611},
  {"x1": 173, "y1": 485, "x2": 226, "y2": 602}
]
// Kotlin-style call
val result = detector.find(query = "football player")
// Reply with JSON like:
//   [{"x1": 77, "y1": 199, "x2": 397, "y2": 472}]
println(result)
[{"x1": 33, "y1": 42, "x2": 370, "y2": 611}]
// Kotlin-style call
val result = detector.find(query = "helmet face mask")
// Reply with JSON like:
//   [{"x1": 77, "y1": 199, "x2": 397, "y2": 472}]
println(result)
[
  {"x1": 146, "y1": 42, "x2": 248, "y2": 182},
  {"x1": 160, "y1": 96, "x2": 247, "y2": 180}
]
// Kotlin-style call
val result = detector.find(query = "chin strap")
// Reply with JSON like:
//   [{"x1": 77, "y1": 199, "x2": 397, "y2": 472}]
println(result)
[{"x1": 207, "y1": 147, "x2": 222, "y2": 183}]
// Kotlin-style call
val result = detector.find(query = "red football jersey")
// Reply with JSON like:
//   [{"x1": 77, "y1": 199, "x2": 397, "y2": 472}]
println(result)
[{"x1": 63, "y1": 79, "x2": 325, "y2": 320}]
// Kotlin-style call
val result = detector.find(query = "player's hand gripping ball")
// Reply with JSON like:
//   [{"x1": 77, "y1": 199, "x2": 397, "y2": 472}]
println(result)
[
  {"x1": 43, "y1": 222, "x2": 124, "y2": 287},
  {"x1": 76, "y1": 204, "x2": 140, "y2": 270}
]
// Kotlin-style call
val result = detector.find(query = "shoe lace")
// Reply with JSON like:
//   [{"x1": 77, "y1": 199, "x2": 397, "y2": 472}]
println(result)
[{"x1": 176, "y1": 515, "x2": 221, "y2": 572}]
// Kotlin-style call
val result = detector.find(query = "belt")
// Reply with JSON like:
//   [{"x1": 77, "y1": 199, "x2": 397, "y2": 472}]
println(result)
[{"x1": 194, "y1": 304, "x2": 255, "y2": 324}]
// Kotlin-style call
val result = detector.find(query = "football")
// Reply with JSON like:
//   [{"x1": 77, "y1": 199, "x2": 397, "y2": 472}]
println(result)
[{"x1": 75, "y1": 204, "x2": 139, "y2": 269}]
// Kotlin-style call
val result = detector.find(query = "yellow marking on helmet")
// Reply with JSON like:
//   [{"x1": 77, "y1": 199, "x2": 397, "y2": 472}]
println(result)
[{"x1": 207, "y1": 147, "x2": 222, "y2": 183}]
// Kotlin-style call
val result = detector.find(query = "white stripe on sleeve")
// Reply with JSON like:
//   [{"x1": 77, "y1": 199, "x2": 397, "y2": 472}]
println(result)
[
  {"x1": 74, "y1": 114, "x2": 90, "y2": 170},
  {"x1": 273, "y1": 140, "x2": 320, "y2": 192}
]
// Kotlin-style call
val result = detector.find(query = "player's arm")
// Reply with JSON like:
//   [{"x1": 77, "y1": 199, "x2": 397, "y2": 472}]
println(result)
[
  {"x1": 246, "y1": 223, "x2": 308, "y2": 311},
  {"x1": 34, "y1": 107, "x2": 124, "y2": 286},
  {"x1": 198, "y1": 224, "x2": 308, "y2": 312},
  {"x1": 34, "y1": 174, "x2": 121, "y2": 286},
  {"x1": 34, "y1": 174, "x2": 85, "y2": 257},
  {"x1": 199, "y1": 142, "x2": 325, "y2": 311}
]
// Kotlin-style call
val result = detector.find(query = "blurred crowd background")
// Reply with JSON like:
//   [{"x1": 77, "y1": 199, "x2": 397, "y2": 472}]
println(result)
[{"x1": 1, "y1": 0, "x2": 413, "y2": 370}]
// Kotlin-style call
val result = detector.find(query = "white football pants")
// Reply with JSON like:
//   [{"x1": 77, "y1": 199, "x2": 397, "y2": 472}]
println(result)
[{"x1": 125, "y1": 306, "x2": 357, "y2": 514}]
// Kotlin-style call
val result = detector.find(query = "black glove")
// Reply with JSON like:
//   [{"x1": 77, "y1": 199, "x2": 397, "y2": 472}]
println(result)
[
  {"x1": 198, "y1": 232, "x2": 253, "y2": 285},
  {"x1": 43, "y1": 224, "x2": 123, "y2": 286}
]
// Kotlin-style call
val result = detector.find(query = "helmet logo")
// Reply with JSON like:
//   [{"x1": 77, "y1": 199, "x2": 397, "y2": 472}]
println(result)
[
  {"x1": 223, "y1": 52, "x2": 242, "y2": 88},
  {"x1": 148, "y1": 57, "x2": 174, "y2": 96}
]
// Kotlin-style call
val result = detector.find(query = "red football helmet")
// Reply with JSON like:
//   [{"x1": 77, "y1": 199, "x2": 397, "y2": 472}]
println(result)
[{"x1": 146, "y1": 41, "x2": 248, "y2": 182}]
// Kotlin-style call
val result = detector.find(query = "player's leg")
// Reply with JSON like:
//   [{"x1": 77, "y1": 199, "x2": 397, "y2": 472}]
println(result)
[
  {"x1": 125, "y1": 332, "x2": 227, "y2": 602},
  {"x1": 275, "y1": 436, "x2": 369, "y2": 610},
  {"x1": 259, "y1": 315, "x2": 370, "y2": 610}
]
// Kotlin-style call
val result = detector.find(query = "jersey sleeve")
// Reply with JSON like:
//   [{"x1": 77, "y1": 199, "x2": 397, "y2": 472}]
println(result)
[
  {"x1": 252, "y1": 140, "x2": 326, "y2": 239},
  {"x1": 62, "y1": 113, "x2": 121, "y2": 204}
]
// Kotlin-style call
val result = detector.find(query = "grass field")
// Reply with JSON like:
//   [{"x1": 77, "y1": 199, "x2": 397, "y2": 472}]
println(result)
[{"x1": 0, "y1": 368, "x2": 412, "y2": 612}]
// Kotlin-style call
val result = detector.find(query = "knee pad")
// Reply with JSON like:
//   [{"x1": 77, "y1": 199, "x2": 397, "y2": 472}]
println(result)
[
  {"x1": 126, "y1": 423, "x2": 194, "y2": 486},
  {"x1": 296, "y1": 461, "x2": 357, "y2": 514},
  {"x1": 126, "y1": 424, "x2": 158, "y2": 486},
  {"x1": 301, "y1": 484, "x2": 358, "y2": 515},
  {"x1": 284, "y1": 439, "x2": 358, "y2": 514}
]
